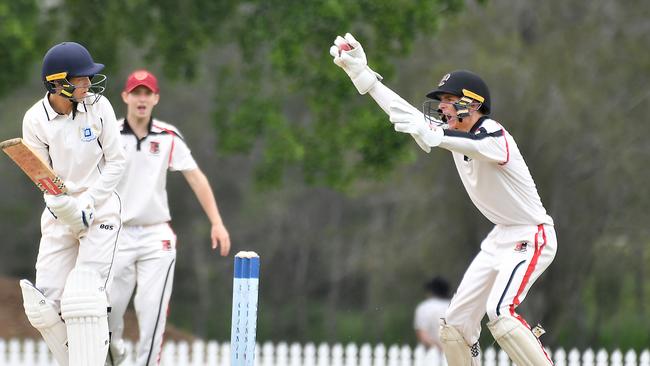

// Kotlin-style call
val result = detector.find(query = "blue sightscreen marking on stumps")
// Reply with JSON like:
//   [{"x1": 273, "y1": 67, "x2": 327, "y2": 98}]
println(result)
[
  {"x1": 231, "y1": 254, "x2": 260, "y2": 366},
  {"x1": 231, "y1": 257, "x2": 243, "y2": 366},
  {"x1": 250, "y1": 257, "x2": 260, "y2": 279},
  {"x1": 234, "y1": 256, "x2": 243, "y2": 278},
  {"x1": 242, "y1": 258, "x2": 250, "y2": 279}
]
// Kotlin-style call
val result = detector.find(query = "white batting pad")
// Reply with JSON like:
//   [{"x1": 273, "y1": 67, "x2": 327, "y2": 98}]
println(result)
[
  {"x1": 20, "y1": 280, "x2": 69, "y2": 366},
  {"x1": 61, "y1": 266, "x2": 110, "y2": 366},
  {"x1": 440, "y1": 321, "x2": 482, "y2": 366},
  {"x1": 487, "y1": 316, "x2": 552, "y2": 366}
]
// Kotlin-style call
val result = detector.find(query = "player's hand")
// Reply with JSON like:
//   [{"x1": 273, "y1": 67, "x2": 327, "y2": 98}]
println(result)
[
  {"x1": 44, "y1": 193, "x2": 94, "y2": 235},
  {"x1": 76, "y1": 193, "x2": 95, "y2": 230},
  {"x1": 329, "y1": 33, "x2": 382, "y2": 94},
  {"x1": 211, "y1": 222, "x2": 231, "y2": 256},
  {"x1": 389, "y1": 99, "x2": 443, "y2": 151}
]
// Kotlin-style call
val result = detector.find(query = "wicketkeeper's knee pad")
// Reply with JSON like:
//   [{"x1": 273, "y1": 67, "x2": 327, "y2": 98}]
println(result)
[
  {"x1": 61, "y1": 266, "x2": 110, "y2": 366},
  {"x1": 487, "y1": 316, "x2": 553, "y2": 366},
  {"x1": 440, "y1": 320, "x2": 482, "y2": 366},
  {"x1": 20, "y1": 280, "x2": 69, "y2": 366}
]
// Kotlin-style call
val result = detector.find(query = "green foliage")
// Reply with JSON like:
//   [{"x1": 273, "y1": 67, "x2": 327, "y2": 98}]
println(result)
[
  {"x1": 57, "y1": 0, "x2": 236, "y2": 78},
  {"x1": 0, "y1": 1, "x2": 45, "y2": 98},
  {"x1": 1, "y1": 0, "x2": 462, "y2": 189},
  {"x1": 214, "y1": 0, "x2": 463, "y2": 189},
  {"x1": 0, "y1": 0, "x2": 459, "y2": 190},
  {"x1": 581, "y1": 237, "x2": 650, "y2": 350}
]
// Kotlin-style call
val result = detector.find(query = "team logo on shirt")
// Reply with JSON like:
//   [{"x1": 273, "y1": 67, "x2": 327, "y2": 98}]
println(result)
[
  {"x1": 514, "y1": 242, "x2": 528, "y2": 252},
  {"x1": 149, "y1": 141, "x2": 160, "y2": 155},
  {"x1": 162, "y1": 240, "x2": 172, "y2": 251},
  {"x1": 80, "y1": 126, "x2": 98, "y2": 142}
]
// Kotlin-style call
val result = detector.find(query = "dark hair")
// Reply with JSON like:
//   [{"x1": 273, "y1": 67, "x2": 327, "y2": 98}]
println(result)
[{"x1": 424, "y1": 276, "x2": 451, "y2": 298}]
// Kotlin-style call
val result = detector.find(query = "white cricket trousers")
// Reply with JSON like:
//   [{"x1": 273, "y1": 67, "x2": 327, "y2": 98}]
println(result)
[
  {"x1": 444, "y1": 224, "x2": 557, "y2": 345},
  {"x1": 35, "y1": 192, "x2": 122, "y2": 307},
  {"x1": 108, "y1": 222, "x2": 177, "y2": 366}
]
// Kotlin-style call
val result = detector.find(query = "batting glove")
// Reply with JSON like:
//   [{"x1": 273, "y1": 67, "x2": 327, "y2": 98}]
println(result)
[
  {"x1": 44, "y1": 193, "x2": 95, "y2": 235},
  {"x1": 329, "y1": 33, "x2": 383, "y2": 94},
  {"x1": 389, "y1": 99, "x2": 443, "y2": 152}
]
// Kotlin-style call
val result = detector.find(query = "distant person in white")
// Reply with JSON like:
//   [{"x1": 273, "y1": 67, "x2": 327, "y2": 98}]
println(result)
[
  {"x1": 331, "y1": 33, "x2": 557, "y2": 366},
  {"x1": 107, "y1": 69, "x2": 231, "y2": 366},
  {"x1": 414, "y1": 277, "x2": 451, "y2": 350},
  {"x1": 20, "y1": 41, "x2": 125, "y2": 366}
]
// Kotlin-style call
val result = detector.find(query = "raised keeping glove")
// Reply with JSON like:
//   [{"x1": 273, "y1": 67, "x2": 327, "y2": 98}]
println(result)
[
  {"x1": 329, "y1": 33, "x2": 383, "y2": 94},
  {"x1": 44, "y1": 193, "x2": 95, "y2": 235},
  {"x1": 389, "y1": 99, "x2": 443, "y2": 152}
]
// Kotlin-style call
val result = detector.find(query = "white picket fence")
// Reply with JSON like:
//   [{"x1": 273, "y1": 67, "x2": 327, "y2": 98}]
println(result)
[{"x1": 0, "y1": 338, "x2": 649, "y2": 366}]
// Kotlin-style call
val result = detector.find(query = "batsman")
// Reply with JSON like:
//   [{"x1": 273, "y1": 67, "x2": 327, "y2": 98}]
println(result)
[
  {"x1": 331, "y1": 33, "x2": 557, "y2": 365},
  {"x1": 18, "y1": 42, "x2": 125, "y2": 365}
]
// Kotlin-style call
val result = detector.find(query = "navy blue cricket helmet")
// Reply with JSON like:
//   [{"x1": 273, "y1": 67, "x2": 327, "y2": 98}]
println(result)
[{"x1": 42, "y1": 42, "x2": 106, "y2": 101}]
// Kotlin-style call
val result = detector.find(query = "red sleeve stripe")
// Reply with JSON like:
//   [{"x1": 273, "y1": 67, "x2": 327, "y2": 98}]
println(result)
[
  {"x1": 168, "y1": 135, "x2": 175, "y2": 167},
  {"x1": 498, "y1": 127, "x2": 510, "y2": 166},
  {"x1": 152, "y1": 123, "x2": 176, "y2": 168}
]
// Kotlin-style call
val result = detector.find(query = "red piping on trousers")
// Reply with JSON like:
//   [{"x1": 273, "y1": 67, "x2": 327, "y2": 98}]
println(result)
[
  {"x1": 509, "y1": 224, "x2": 553, "y2": 364},
  {"x1": 155, "y1": 305, "x2": 171, "y2": 365}
]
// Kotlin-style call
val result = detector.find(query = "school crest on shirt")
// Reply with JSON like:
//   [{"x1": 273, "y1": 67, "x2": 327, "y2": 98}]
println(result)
[
  {"x1": 80, "y1": 126, "x2": 98, "y2": 142},
  {"x1": 149, "y1": 140, "x2": 160, "y2": 155}
]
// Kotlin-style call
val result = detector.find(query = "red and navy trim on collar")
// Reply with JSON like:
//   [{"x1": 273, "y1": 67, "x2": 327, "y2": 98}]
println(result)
[
  {"x1": 443, "y1": 116, "x2": 502, "y2": 140},
  {"x1": 121, "y1": 118, "x2": 184, "y2": 151}
]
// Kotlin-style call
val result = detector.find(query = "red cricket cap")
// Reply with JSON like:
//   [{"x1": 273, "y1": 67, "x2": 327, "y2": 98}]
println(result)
[{"x1": 124, "y1": 69, "x2": 159, "y2": 93}]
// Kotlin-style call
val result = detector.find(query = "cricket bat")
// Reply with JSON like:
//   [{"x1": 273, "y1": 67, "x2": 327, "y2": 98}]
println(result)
[{"x1": 0, "y1": 138, "x2": 67, "y2": 195}]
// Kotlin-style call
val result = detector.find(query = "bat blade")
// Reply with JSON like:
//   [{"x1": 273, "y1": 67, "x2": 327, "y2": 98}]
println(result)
[{"x1": 0, "y1": 138, "x2": 67, "y2": 195}]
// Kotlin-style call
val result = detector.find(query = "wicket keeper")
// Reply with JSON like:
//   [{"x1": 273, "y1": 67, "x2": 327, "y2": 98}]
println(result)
[{"x1": 331, "y1": 33, "x2": 557, "y2": 366}]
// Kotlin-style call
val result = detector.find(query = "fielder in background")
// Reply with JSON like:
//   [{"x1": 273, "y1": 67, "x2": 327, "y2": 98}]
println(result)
[
  {"x1": 20, "y1": 42, "x2": 126, "y2": 366},
  {"x1": 331, "y1": 33, "x2": 557, "y2": 366},
  {"x1": 106, "y1": 69, "x2": 231, "y2": 366},
  {"x1": 414, "y1": 276, "x2": 451, "y2": 350}
]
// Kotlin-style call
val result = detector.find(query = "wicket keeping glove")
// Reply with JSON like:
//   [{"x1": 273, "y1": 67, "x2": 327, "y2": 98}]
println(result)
[
  {"x1": 44, "y1": 193, "x2": 95, "y2": 235},
  {"x1": 330, "y1": 33, "x2": 383, "y2": 94},
  {"x1": 389, "y1": 98, "x2": 443, "y2": 152}
]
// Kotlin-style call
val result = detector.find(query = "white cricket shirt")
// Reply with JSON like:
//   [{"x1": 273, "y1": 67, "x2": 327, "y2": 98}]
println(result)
[
  {"x1": 117, "y1": 118, "x2": 198, "y2": 226},
  {"x1": 22, "y1": 94, "x2": 125, "y2": 205},
  {"x1": 414, "y1": 297, "x2": 450, "y2": 343},
  {"x1": 438, "y1": 117, "x2": 553, "y2": 226}
]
